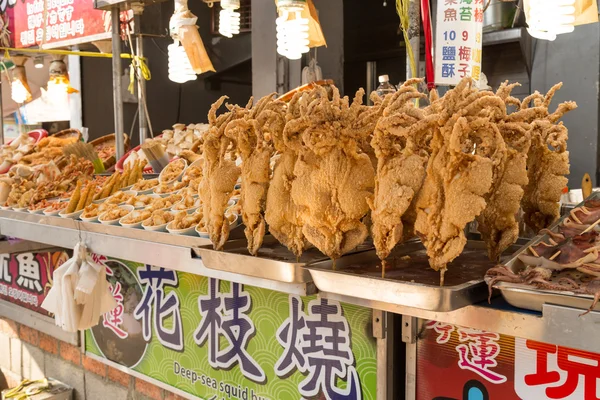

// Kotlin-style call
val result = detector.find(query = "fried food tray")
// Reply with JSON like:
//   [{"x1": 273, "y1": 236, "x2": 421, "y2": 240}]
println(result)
[
  {"x1": 489, "y1": 192, "x2": 600, "y2": 313},
  {"x1": 194, "y1": 237, "x2": 373, "y2": 284},
  {"x1": 304, "y1": 239, "x2": 521, "y2": 312}
]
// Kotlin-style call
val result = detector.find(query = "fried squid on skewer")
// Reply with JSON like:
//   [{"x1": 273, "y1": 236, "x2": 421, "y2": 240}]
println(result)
[
  {"x1": 477, "y1": 121, "x2": 531, "y2": 261},
  {"x1": 290, "y1": 86, "x2": 382, "y2": 260},
  {"x1": 200, "y1": 96, "x2": 246, "y2": 250},
  {"x1": 368, "y1": 80, "x2": 439, "y2": 265},
  {"x1": 415, "y1": 116, "x2": 507, "y2": 284},
  {"x1": 225, "y1": 94, "x2": 285, "y2": 255}
]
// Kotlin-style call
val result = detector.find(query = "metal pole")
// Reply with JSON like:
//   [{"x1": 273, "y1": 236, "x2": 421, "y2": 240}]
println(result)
[
  {"x1": 406, "y1": 0, "x2": 421, "y2": 80},
  {"x1": 0, "y1": 84, "x2": 4, "y2": 145},
  {"x1": 136, "y1": 35, "x2": 147, "y2": 145},
  {"x1": 112, "y1": 6, "x2": 124, "y2": 160},
  {"x1": 366, "y1": 61, "x2": 376, "y2": 105}
]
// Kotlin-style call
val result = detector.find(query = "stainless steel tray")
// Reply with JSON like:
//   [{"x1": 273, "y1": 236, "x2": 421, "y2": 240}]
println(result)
[
  {"x1": 305, "y1": 239, "x2": 520, "y2": 312},
  {"x1": 490, "y1": 192, "x2": 600, "y2": 313},
  {"x1": 194, "y1": 237, "x2": 373, "y2": 284}
]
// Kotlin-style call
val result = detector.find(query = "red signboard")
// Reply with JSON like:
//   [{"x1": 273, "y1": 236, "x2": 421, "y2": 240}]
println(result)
[
  {"x1": 10, "y1": 0, "x2": 112, "y2": 49},
  {"x1": 418, "y1": 320, "x2": 600, "y2": 400},
  {"x1": 0, "y1": 250, "x2": 69, "y2": 315}
]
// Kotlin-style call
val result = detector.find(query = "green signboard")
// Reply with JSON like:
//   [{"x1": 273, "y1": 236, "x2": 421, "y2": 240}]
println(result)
[{"x1": 85, "y1": 256, "x2": 377, "y2": 400}]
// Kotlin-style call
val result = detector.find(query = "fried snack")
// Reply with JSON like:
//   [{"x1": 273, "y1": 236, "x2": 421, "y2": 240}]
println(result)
[
  {"x1": 518, "y1": 84, "x2": 576, "y2": 232},
  {"x1": 81, "y1": 203, "x2": 101, "y2": 219},
  {"x1": 159, "y1": 159, "x2": 186, "y2": 183},
  {"x1": 154, "y1": 181, "x2": 187, "y2": 194},
  {"x1": 66, "y1": 180, "x2": 82, "y2": 213},
  {"x1": 476, "y1": 119, "x2": 532, "y2": 261},
  {"x1": 45, "y1": 201, "x2": 68, "y2": 213},
  {"x1": 29, "y1": 199, "x2": 56, "y2": 211},
  {"x1": 172, "y1": 195, "x2": 201, "y2": 211},
  {"x1": 171, "y1": 210, "x2": 203, "y2": 230},
  {"x1": 200, "y1": 96, "x2": 246, "y2": 250},
  {"x1": 132, "y1": 178, "x2": 158, "y2": 191},
  {"x1": 179, "y1": 186, "x2": 197, "y2": 199},
  {"x1": 189, "y1": 178, "x2": 201, "y2": 192},
  {"x1": 225, "y1": 94, "x2": 283, "y2": 255},
  {"x1": 182, "y1": 164, "x2": 202, "y2": 183},
  {"x1": 121, "y1": 209, "x2": 152, "y2": 224},
  {"x1": 106, "y1": 191, "x2": 135, "y2": 205},
  {"x1": 97, "y1": 174, "x2": 116, "y2": 199},
  {"x1": 100, "y1": 207, "x2": 131, "y2": 221},
  {"x1": 289, "y1": 86, "x2": 383, "y2": 260},
  {"x1": 265, "y1": 90, "x2": 316, "y2": 257},
  {"x1": 368, "y1": 79, "x2": 440, "y2": 263},
  {"x1": 76, "y1": 185, "x2": 91, "y2": 211},
  {"x1": 143, "y1": 209, "x2": 175, "y2": 226},
  {"x1": 127, "y1": 194, "x2": 154, "y2": 208},
  {"x1": 415, "y1": 115, "x2": 507, "y2": 283}
]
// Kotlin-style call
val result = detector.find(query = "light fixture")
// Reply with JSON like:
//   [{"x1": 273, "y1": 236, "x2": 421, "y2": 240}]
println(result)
[
  {"x1": 11, "y1": 66, "x2": 31, "y2": 104},
  {"x1": 33, "y1": 56, "x2": 44, "y2": 69},
  {"x1": 9, "y1": 57, "x2": 32, "y2": 104},
  {"x1": 168, "y1": 40, "x2": 197, "y2": 83},
  {"x1": 45, "y1": 57, "x2": 78, "y2": 102},
  {"x1": 168, "y1": 0, "x2": 215, "y2": 83},
  {"x1": 219, "y1": 0, "x2": 241, "y2": 38},
  {"x1": 276, "y1": 0, "x2": 309, "y2": 60},
  {"x1": 525, "y1": 0, "x2": 576, "y2": 41}
]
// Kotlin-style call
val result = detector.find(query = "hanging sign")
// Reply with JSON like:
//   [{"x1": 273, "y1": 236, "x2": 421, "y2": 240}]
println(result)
[
  {"x1": 434, "y1": 0, "x2": 484, "y2": 85},
  {"x1": 0, "y1": 250, "x2": 69, "y2": 315},
  {"x1": 417, "y1": 320, "x2": 600, "y2": 399},
  {"x1": 10, "y1": 0, "x2": 131, "y2": 49},
  {"x1": 85, "y1": 256, "x2": 378, "y2": 400}
]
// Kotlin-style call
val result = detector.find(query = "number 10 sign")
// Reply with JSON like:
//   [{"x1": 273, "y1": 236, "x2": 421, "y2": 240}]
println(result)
[{"x1": 434, "y1": 0, "x2": 484, "y2": 86}]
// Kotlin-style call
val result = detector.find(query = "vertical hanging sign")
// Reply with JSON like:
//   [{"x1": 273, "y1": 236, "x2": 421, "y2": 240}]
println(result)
[{"x1": 434, "y1": 0, "x2": 484, "y2": 85}]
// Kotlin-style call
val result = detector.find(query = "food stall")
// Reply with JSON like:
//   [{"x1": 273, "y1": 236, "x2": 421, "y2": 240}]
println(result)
[{"x1": 0, "y1": 0, "x2": 598, "y2": 400}]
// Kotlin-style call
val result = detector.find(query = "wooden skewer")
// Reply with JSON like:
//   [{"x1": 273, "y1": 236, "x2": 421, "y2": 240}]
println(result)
[
  {"x1": 549, "y1": 251, "x2": 561, "y2": 261},
  {"x1": 529, "y1": 246, "x2": 539, "y2": 257},
  {"x1": 582, "y1": 217, "x2": 600, "y2": 234}
]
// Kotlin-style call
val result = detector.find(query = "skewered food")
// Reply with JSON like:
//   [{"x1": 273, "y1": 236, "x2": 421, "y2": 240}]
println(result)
[
  {"x1": 288, "y1": 86, "x2": 382, "y2": 260},
  {"x1": 368, "y1": 79, "x2": 439, "y2": 265},
  {"x1": 415, "y1": 80, "x2": 508, "y2": 283},
  {"x1": 200, "y1": 96, "x2": 245, "y2": 250},
  {"x1": 225, "y1": 94, "x2": 284, "y2": 255}
]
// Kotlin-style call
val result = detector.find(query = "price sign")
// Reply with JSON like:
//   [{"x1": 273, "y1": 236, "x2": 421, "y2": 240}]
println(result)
[{"x1": 434, "y1": 0, "x2": 484, "y2": 85}]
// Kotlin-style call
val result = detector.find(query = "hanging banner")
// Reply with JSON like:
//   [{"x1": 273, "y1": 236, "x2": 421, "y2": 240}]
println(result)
[
  {"x1": 0, "y1": 250, "x2": 70, "y2": 315},
  {"x1": 9, "y1": 0, "x2": 131, "y2": 49},
  {"x1": 85, "y1": 256, "x2": 378, "y2": 400},
  {"x1": 434, "y1": 0, "x2": 484, "y2": 85},
  {"x1": 417, "y1": 320, "x2": 600, "y2": 399}
]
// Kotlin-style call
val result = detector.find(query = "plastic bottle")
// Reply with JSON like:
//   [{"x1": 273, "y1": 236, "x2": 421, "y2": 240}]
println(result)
[{"x1": 376, "y1": 74, "x2": 397, "y2": 97}]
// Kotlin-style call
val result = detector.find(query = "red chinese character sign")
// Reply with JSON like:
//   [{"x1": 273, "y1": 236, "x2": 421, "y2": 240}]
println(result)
[
  {"x1": 434, "y1": 0, "x2": 483, "y2": 85},
  {"x1": 10, "y1": 0, "x2": 113, "y2": 49},
  {"x1": 0, "y1": 250, "x2": 70, "y2": 315},
  {"x1": 418, "y1": 321, "x2": 600, "y2": 400}
]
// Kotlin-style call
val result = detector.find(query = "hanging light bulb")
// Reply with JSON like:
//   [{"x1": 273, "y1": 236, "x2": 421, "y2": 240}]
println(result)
[
  {"x1": 219, "y1": 0, "x2": 241, "y2": 38},
  {"x1": 10, "y1": 65, "x2": 31, "y2": 104},
  {"x1": 33, "y1": 56, "x2": 44, "y2": 69},
  {"x1": 525, "y1": 0, "x2": 576, "y2": 41},
  {"x1": 45, "y1": 57, "x2": 78, "y2": 102},
  {"x1": 168, "y1": 40, "x2": 197, "y2": 83},
  {"x1": 276, "y1": 0, "x2": 309, "y2": 60}
]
